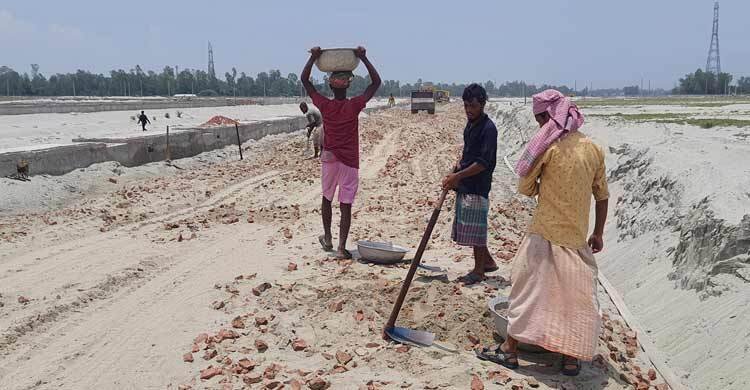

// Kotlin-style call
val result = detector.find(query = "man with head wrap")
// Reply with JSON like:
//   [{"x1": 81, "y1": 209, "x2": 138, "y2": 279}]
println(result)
[
  {"x1": 479, "y1": 90, "x2": 609, "y2": 377},
  {"x1": 301, "y1": 46, "x2": 382, "y2": 259}
]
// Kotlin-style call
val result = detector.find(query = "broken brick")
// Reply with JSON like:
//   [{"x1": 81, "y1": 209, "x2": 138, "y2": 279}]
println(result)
[
  {"x1": 335, "y1": 350, "x2": 353, "y2": 365},
  {"x1": 238, "y1": 358, "x2": 257, "y2": 370},
  {"x1": 183, "y1": 353, "x2": 194, "y2": 363},
  {"x1": 243, "y1": 372, "x2": 263, "y2": 385},
  {"x1": 232, "y1": 316, "x2": 245, "y2": 329},
  {"x1": 255, "y1": 339, "x2": 268, "y2": 352},
  {"x1": 203, "y1": 349, "x2": 217, "y2": 360},
  {"x1": 292, "y1": 339, "x2": 308, "y2": 351},
  {"x1": 200, "y1": 366, "x2": 222, "y2": 380},
  {"x1": 328, "y1": 300, "x2": 344, "y2": 312},
  {"x1": 488, "y1": 370, "x2": 511, "y2": 385},
  {"x1": 470, "y1": 374, "x2": 484, "y2": 390},
  {"x1": 252, "y1": 282, "x2": 272, "y2": 296},
  {"x1": 289, "y1": 379, "x2": 303, "y2": 390},
  {"x1": 307, "y1": 377, "x2": 328, "y2": 390}
]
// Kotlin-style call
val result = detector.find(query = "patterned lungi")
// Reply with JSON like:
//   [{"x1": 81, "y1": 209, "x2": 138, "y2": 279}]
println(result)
[
  {"x1": 451, "y1": 193, "x2": 489, "y2": 247},
  {"x1": 507, "y1": 233, "x2": 600, "y2": 360}
]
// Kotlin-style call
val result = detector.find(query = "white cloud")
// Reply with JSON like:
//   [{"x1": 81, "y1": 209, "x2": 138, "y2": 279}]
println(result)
[
  {"x1": 0, "y1": 9, "x2": 86, "y2": 48},
  {"x1": 49, "y1": 23, "x2": 85, "y2": 43},
  {"x1": 0, "y1": 9, "x2": 37, "y2": 41}
]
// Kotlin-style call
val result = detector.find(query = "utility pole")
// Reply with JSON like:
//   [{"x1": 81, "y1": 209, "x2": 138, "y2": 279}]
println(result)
[{"x1": 641, "y1": 78, "x2": 644, "y2": 96}]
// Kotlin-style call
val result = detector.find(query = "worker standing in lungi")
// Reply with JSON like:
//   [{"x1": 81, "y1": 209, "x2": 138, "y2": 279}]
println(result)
[
  {"x1": 480, "y1": 89, "x2": 609, "y2": 377},
  {"x1": 299, "y1": 102, "x2": 323, "y2": 158},
  {"x1": 442, "y1": 83, "x2": 499, "y2": 285},
  {"x1": 301, "y1": 46, "x2": 382, "y2": 259}
]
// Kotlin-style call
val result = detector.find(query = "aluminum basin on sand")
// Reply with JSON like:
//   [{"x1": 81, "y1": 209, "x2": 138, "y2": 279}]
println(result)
[
  {"x1": 488, "y1": 295, "x2": 547, "y2": 353},
  {"x1": 357, "y1": 241, "x2": 408, "y2": 264}
]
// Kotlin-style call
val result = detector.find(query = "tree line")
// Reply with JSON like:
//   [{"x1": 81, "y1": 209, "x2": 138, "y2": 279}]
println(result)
[
  {"x1": 674, "y1": 69, "x2": 749, "y2": 95},
  {"x1": 1, "y1": 64, "x2": 747, "y2": 98}
]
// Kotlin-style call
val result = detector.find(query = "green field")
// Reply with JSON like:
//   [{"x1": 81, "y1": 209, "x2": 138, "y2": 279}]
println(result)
[
  {"x1": 577, "y1": 97, "x2": 750, "y2": 108},
  {"x1": 590, "y1": 112, "x2": 750, "y2": 128}
]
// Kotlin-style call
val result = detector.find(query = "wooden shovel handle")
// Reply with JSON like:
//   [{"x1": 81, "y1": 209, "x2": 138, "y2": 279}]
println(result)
[{"x1": 383, "y1": 189, "x2": 449, "y2": 338}]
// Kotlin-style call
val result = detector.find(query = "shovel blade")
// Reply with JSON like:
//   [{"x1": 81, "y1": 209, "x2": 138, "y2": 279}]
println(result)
[
  {"x1": 385, "y1": 326, "x2": 435, "y2": 347},
  {"x1": 418, "y1": 263, "x2": 446, "y2": 273}
]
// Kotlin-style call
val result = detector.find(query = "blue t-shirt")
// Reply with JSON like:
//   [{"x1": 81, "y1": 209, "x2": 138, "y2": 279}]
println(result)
[{"x1": 456, "y1": 114, "x2": 498, "y2": 198}]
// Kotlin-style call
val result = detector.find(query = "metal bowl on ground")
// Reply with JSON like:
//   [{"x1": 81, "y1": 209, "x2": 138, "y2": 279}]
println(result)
[
  {"x1": 488, "y1": 295, "x2": 547, "y2": 353},
  {"x1": 357, "y1": 241, "x2": 408, "y2": 264},
  {"x1": 315, "y1": 48, "x2": 361, "y2": 72}
]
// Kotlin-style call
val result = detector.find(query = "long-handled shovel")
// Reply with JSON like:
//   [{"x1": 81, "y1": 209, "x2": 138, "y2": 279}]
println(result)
[{"x1": 383, "y1": 189, "x2": 449, "y2": 346}]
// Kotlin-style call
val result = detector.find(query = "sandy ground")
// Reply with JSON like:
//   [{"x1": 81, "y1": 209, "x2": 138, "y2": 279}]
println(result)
[
  {"x1": 0, "y1": 98, "x2": 397, "y2": 153},
  {"x1": 495, "y1": 100, "x2": 750, "y2": 390},
  {"x1": 0, "y1": 104, "x2": 665, "y2": 389},
  {"x1": 583, "y1": 106, "x2": 750, "y2": 390}
]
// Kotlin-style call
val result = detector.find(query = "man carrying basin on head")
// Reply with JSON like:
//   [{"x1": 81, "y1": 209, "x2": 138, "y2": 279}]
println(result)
[
  {"x1": 441, "y1": 83, "x2": 499, "y2": 286},
  {"x1": 479, "y1": 89, "x2": 609, "y2": 377},
  {"x1": 301, "y1": 46, "x2": 382, "y2": 259}
]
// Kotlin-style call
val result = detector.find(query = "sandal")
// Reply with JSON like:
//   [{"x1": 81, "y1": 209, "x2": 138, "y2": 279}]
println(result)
[
  {"x1": 336, "y1": 248, "x2": 353, "y2": 260},
  {"x1": 561, "y1": 356, "x2": 581, "y2": 376},
  {"x1": 318, "y1": 235, "x2": 333, "y2": 251},
  {"x1": 475, "y1": 346, "x2": 519, "y2": 369},
  {"x1": 458, "y1": 272, "x2": 485, "y2": 286}
]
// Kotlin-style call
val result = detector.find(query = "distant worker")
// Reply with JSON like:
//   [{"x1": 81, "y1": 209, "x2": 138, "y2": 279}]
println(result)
[
  {"x1": 137, "y1": 110, "x2": 151, "y2": 131},
  {"x1": 299, "y1": 102, "x2": 324, "y2": 158},
  {"x1": 388, "y1": 94, "x2": 396, "y2": 107},
  {"x1": 301, "y1": 46, "x2": 381, "y2": 259},
  {"x1": 480, "y1": 90, "x2": 609, "y2": 377}
]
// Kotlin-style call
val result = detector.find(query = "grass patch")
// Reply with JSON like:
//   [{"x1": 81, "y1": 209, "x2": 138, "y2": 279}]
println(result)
[
  {"x1": 661, "y1": 118, "x2": 750, "y2": 129},
  {"x1": 590, "y1": 113, "x2": 750, "y2": 128},
  {"x1": 590, "y1": 112, "x2": 688, "y2": 121}
]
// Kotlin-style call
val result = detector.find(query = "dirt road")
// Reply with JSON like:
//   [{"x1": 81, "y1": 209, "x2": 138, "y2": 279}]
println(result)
[{"x1": 0, "y1": 104, "x2": 664, "y2": 389}]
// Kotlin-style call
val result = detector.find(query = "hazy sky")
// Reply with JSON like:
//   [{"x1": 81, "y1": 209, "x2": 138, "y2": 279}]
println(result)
[{"x1": 1, "y1": 0, "x2": 748, "y2": 89}]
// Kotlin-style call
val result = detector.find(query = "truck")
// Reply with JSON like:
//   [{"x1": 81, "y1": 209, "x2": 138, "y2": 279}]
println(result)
[
  {"x1": 410, "y1": 90, "x2": 435, "y2": 114},
  {"x1": 435, "y1": 90, "x2": 450, "y2": 103}
]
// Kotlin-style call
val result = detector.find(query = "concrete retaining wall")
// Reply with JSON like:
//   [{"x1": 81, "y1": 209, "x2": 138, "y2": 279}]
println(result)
[
  {"x1": 0, "y1": 96, "x2": 305, "y2": 116},
  {"x1": 0, "y1": 105, "x2": 396, "y2": 178}
]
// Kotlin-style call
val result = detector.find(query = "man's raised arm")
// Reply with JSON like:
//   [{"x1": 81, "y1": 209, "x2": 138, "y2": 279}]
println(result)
[
  {"x1": 355, "y1": 46, "x2": 381, "y2": 102},
  {"x1": 301, "y1": 47, "x2": 322, "y2": 97}
]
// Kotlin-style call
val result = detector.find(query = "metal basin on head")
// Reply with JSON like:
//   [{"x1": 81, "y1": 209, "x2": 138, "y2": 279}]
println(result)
[{"x1": 315, "y1": 48, "x2": 361, "y2": 72}]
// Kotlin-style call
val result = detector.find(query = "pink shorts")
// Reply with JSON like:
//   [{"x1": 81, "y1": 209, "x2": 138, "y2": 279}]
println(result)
[{"x1": 321, "y1": 154, "x2": 359, "y2": 205}]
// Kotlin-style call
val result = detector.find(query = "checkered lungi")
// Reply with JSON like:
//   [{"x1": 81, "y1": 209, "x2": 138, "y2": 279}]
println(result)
[{"x1": 451, "y1": 192, "x2": 489, "y2": 247}]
